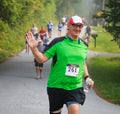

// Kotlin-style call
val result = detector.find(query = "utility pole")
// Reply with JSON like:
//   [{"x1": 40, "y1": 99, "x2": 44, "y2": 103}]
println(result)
[{"x1": 102, "y1": 0, "x2": 105, "y2": 10}]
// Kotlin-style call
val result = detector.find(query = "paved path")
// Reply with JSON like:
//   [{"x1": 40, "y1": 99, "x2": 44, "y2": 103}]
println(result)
[
  {"x1": 88, "y1": 50, "x2": 120, "y2": 58},
  {"x1": 0, "y1": 26, "x2": 120, "y2": 114}
]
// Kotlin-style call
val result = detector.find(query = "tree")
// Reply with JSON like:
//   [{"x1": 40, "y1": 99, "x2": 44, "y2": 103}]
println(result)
[
  {"x1": 0, "y1": 0, "x2": 44, "y2": 27},
  {"x1": 102, "y1": 0, "x2": 120, "y2": 48}
]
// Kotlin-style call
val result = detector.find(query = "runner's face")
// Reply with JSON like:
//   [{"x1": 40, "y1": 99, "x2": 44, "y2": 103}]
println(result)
[{"x1": 68, "y1": 23, "x2": 83, "y2": 38}]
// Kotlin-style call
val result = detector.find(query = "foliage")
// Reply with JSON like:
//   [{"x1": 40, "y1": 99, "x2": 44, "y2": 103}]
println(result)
[
  {"x1": 0, "y1": 0, "x2": 45, "y2": 27},
  {"x1": 0, "y1": 0, "x2": 119, "y2": 62},
  {"x1": 0, "y1": 0, "x2": 57, "y2": 62},
  {"x1": 101, "y1": 0, "x2": 120, "y2": 48}
]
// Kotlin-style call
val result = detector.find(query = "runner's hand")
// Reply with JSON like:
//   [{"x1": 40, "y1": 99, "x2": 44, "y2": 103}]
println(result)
[
  {"x1": 26, "y1": 31, "x2": 38, "y2": 48},
  {"x1": 86, "y1": 77, "x2": 94, "y2": 89}
]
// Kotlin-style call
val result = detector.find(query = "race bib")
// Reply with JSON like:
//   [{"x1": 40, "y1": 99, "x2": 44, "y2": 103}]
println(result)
[{"x1": 65, "y1": 64, "x2": 79, "y2": 77}]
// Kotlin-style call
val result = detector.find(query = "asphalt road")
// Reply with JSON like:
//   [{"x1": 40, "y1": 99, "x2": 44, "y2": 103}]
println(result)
[{"x1": 0, "y1": 26, "x2": 120, "y2": 114}]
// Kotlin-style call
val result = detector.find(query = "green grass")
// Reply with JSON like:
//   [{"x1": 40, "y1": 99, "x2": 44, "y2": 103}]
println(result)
[
  {"x1": 88, "y1": 57, "x2": 120, "y2": 105},
  {"x1": 89, "y1": 26, "x2": 120, "y2": 53},
  {"x1": 88, "y1": 26, "x2": 120, "y2": 105}
]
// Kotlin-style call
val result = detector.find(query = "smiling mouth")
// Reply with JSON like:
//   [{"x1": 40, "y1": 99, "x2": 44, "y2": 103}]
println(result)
[{"x1": 74, "y1": 30, "x2": 81, "y2": 34}]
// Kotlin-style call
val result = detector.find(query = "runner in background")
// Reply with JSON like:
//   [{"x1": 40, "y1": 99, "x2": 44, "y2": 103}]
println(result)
[
  {"x1": 25, "y1": 30, "x2": 32, "y2": 54},
  {"x1": 61, "y1": 16, "x2": 66, "y2": 26},
  {"x1": 57, "y1": 20, "x2": 63, "y2": 36},
  {"x1": 34, "y1": 40, "x2": 44, "y2": 79},
  {"x1": 85, "y1": 24, "x2": 91, "y2": 43},
  {"x1": 39, "y1": 26, "x2": 47, "y2": 40},
  {"x1": 31, "y1": 23, "x2": 38, "y2": 40},
  {"x1": 39, "y1": 26, "x2": 49, "y2": 46},
  {"x1": 47, "y1": 21, "x2": 53, "y2": 38}
]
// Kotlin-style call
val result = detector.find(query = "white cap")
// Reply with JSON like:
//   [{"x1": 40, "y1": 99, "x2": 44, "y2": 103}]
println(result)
[{"x1": 67, "y1": 15, "x2": 83, "y2": 25}]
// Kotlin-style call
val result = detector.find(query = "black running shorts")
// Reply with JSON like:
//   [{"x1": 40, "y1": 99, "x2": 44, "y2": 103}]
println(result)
[
  {"x1": 47, "y1": 87, "x2": 86, "y2": 112},
  {"x1": 34, "y1": 59, "x2": 43, "y2": 67}
]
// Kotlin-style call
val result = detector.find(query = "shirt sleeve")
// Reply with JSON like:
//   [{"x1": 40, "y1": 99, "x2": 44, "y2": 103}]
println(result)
[{"x1": 44, "y1": 44, "x2": 57, "y2": 59}]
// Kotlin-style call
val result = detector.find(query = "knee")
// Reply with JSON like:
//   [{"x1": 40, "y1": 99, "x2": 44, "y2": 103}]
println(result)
[{"x1": 67, "y1": 104, "x2": 80, "y2": 113}]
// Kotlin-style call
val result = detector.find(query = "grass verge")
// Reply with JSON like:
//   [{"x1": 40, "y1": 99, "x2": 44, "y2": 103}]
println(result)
[
  {"x1": 88, "y1": 56, "x2": 120, "y2": 105},
  {"x1": 89, "y1": 26, "x2": 120, "y2": 53}
]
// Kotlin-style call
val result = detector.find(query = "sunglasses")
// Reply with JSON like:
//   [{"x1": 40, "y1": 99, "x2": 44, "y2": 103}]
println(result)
[{"x1": 71, "y1": 24, "x2": 83, "y2": 28}]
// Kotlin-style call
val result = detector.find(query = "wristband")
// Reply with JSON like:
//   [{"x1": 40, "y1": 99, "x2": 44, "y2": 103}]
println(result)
[{"x1": 84, "y1": 75, "x2": 90, "y2": 81}]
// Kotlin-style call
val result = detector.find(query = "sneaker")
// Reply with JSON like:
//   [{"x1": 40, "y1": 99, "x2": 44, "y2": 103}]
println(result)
[{"x1": 36, "y1": 75, "x2": 40, "y2": 79}]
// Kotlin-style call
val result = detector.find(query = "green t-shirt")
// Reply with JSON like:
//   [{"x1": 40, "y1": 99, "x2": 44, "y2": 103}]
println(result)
[{"x1": 44, "y1": 36, "x2": 88, "y2": 90}]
